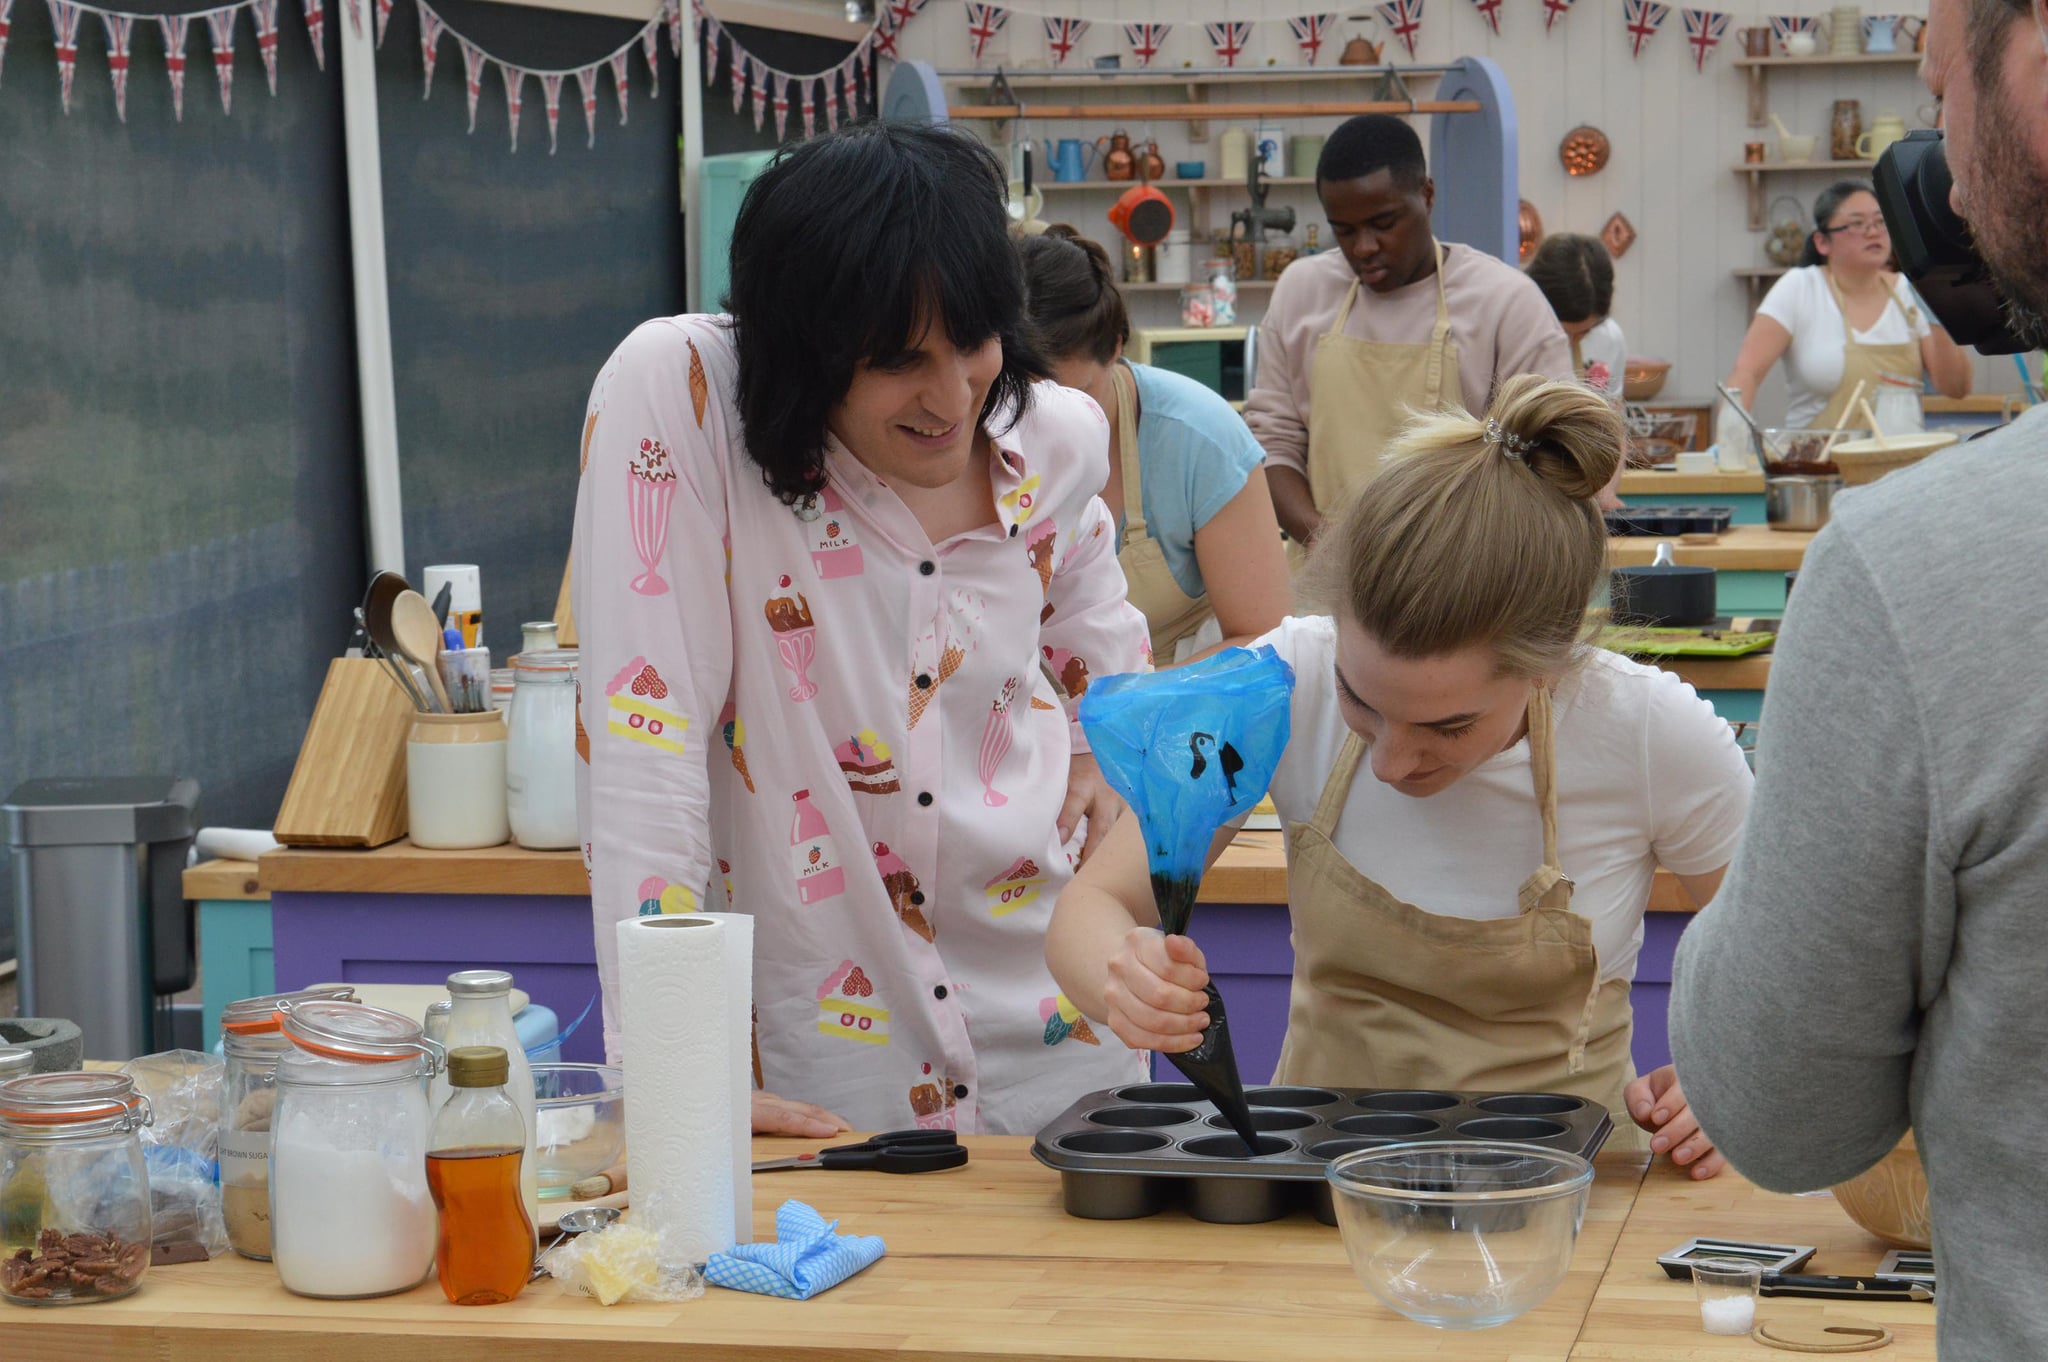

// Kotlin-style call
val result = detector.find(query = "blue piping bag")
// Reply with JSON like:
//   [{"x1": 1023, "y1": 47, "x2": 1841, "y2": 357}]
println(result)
[{"x1": 1079, "y1": 645, "x2": 1295, "y2": 1154}]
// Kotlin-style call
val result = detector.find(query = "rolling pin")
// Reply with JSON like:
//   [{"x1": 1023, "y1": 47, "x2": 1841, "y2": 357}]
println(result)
[{"x1": 570, "y1": 1165, "x2": 628, "y2": 1200}]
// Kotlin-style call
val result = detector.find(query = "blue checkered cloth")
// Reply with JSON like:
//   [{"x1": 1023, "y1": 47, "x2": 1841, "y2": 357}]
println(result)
[{"x1": 703, "y1": 1200, "x2": 886, "y2": 1300}]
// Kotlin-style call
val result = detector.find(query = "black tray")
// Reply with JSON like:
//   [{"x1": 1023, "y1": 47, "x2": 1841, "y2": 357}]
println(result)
[
  {"x1": 1031, "y1": 1082, "x2": 1613, "y2": 1226},
  {"x1": 1605, "y1": 505, "x2": 1735, "y2": 536}
]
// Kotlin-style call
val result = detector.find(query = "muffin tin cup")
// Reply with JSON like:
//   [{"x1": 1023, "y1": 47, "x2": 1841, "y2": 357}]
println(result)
[{"x1": 1035, "y1": 1086, "x2": 1611, "y2": 1225}]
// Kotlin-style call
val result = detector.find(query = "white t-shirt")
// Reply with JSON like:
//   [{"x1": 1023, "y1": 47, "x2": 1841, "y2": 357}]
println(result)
[
  {"x1": 1756, "y1": 266, "x2": 1932, "y2": 428},
  {"x1": 1254, "y1": 616, "x2": 1753, "y2": 985},
  {"x1": 1576, "y1": 317, "x2": 1628, "y2": 401}
]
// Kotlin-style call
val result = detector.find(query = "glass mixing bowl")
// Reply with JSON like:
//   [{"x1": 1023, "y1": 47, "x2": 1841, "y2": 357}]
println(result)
[
  {"x1": 1324, "y1": 1141, "x2": 1594, "y2": 1329},
  {"x1": 532, "y1": 1063, "x2": 624, "y2": 1200}
]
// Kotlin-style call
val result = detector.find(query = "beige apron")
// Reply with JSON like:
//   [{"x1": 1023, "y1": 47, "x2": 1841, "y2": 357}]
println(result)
[
  {"x1": 1274, "y1": 686, "x2": 1644, "y2": 1145},
  {"x1": 1303, "y1": 244, "x2": 1463, "y2": 517},
  {"x1": 1109, "y1": 363, "x2": 1213, "y2": 661},
  {"x1": 1816, "y1": 268, "x2": 1925, "y2": 429}
]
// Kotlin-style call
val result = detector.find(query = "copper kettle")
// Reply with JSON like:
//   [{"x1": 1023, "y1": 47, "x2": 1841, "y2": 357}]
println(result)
[
  {"x1": 1099, "y1": 129, "x2": 1136, "y2": 182},
  {"x1": 1139, "y1": 139, "x2": 1166, "y2": 183},
  {"x1": 1340, "y1": 21, "x2": 1384, "y2": 64}
]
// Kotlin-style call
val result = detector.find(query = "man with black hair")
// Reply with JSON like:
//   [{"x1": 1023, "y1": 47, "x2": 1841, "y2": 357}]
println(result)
[
  {"x1": 1244, "y1": 114, "x2": 1573, "y2": 546},
  {"x1": 572, "y1": 121, "x2": 1149, "y2": 1138},
  {"x1": 1671, "y1": 0, "x2": 2048, "y2": 1353}
]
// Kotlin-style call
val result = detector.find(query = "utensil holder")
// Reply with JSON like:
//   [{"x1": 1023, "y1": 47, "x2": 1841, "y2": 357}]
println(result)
[
  {"x1": 274, "y1": 658, "x2": 414, "y2": 848},
  {"x1": 407, "y1": 711, "x2": 510, "y2": 849}
]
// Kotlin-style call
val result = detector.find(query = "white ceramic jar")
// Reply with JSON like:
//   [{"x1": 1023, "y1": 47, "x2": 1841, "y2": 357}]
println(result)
[
  {"x1": 1155, "y1": 229, "x2": 1192, "y2": 285},
  {"x1": 407, "y1": 711, "x2": 509, "y2": 849},
  {"x1": 506, "y1": 649, "x2": 580, "y2": 850}
]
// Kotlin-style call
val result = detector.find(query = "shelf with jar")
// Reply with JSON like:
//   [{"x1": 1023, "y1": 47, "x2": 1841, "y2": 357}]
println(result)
[
  {"x1": 1732, "y1": 51, "x2": 1923, "y2": 127},
  {"x1": 1730, "y1": 158, "x2": 1877, "y2": 229}
]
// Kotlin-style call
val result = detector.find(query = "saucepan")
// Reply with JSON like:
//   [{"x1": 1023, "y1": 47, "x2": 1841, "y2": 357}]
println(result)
[
  {"x1": 1610, "y1": 542, "x2": 1717, "y2": 627},
  {"x1": 1765, "y1": 474, "x2": 1843, "y2": 531}
]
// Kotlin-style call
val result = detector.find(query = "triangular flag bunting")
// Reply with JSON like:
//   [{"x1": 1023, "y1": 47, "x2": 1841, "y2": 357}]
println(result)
[
  {"x1": 640, "y1": 21, "x2": 657, "y2": 98},
  {"x1": 574, "y1": 62, "x2": 598, "y2": 146},
  {"x1": 772, "y1": 69, "x2": 789, "y2": 139},
  {"x1": 1376, "y1": 0, "x2": 1423, "y2": 57},
  {"x1": 47, "y1": 0, "x2": 80, "y2": 113},
  {"x1": 100, "y1": 12, "x2": 131, "y2": 121},
  {"x1": 611, "y1": 46, "x2": 631, "y2": 123},
  {"x1": 302, "y1": 0, "x2": 323, "y2": 70},
  {"x1": 1768, "y1": 14, "x2": 1816, "y2": 50},
  {"x1": 726, "y1": 30, "x2": 743, "y2": 111},
  {"x1": 1624, "y1": 0, "x2": 1670, "y2": 57},
  {"x1": 749, "y1": 55, "x2": 765, "y2": 130},
  {"x1": 800, "y1": 75, "x2": 816, "y2": 138},
  {"x1": 964, "y1": 3, "x2": 1006, "y2": 64},
  {"x1": 541, "y1": 71, "x2": 562, "y2": 153},
  {"x1": 418, "y1": 0, "x2": 442, "y2": 97},
  {"x1": 1121, "y1": 21, "x2": 1167, "y2": 67},
  {"x1": 1041, "y1": 15, "x2": 1086, "y2": 66},
  {"x1": 0, "y1": 0, "x2": 14, "y2": 89},
  {"x1": 252, "y1": 0, "x2": 280, "y2": 96},
  {"x1": 884, "y1": 0, "x2": 923, "y2": 26},
  {"x1": 206, "y1": 6, "x2": 236, "y2": 115},
  {"x1": 1288, "y1": 13, "x2": 1335, "y2": 63},
  {"x1": 460, "y1": 35, "x2": 483, "y2": 131},
  {"x1": 500, "y1": 61, "x2": 523, "y2": 151},
  {"x1": 666, "y1": 0, "x2": 679, "y2": 58},
  {"x1": 1543, "y1": 0, "x2": 1577, "y2": 30},
  {"x1": 1469, "y1": 0, "x2": 1502, "y2": 34},
  {"x1": 824, "y1": 65, "x2": 839, "y2": 129},
  {"x1": 1682, "y1": 8, "x2": 1729, "y2": 69},
  {"x1": 158, "y1": 13, "x2": 189, "y2": 119},
  {"x1": 1205, "y1": 19, "x2": 1250, "y2": 65},
  {"x1": 700, "y1": 14, "x2": 717, "y2": 88},
  {"x1": 343, "y1": 0, "x2": 359, "y2": 41},
  {"x1": 871, "y1": 10, "x2": 898, "y2": 60},
  {"x1": 375, "y1": 0, "x2": 391, "y2": 48}
]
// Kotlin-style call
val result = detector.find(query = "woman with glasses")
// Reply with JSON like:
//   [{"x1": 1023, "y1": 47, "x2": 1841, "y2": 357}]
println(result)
[{"x1": 1725, "y1": 180, "x2": 1971, "y2": 431}]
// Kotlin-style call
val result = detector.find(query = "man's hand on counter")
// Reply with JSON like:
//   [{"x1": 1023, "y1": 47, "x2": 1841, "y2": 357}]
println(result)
[
  {"x1": 752, "y1": 1090, "x2": 854, "y2": 1138},
  {"x1": 1626, "y1": 1064, "x2": 1727, "y2": 1179}
]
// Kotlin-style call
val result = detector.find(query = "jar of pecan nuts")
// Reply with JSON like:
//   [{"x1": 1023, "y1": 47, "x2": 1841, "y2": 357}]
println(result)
[{"x1": 0, "y1": 1072, "x2": 153, "y2": 1306}]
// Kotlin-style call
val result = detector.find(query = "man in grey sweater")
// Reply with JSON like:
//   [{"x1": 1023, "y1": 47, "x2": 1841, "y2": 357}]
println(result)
[{"x1": 1671, "y1": 0, "x2": 2048, "y2": 1356}]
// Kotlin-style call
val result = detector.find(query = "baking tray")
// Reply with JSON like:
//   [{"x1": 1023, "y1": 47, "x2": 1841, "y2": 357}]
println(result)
[
  {"x1": 1605, "y1": 506, "x2": 1735, "y2": 537},
  {"x1": 1031, "y1": 1083, "x2": 1613, "y2": 1225},
  {"x1": 1598, "y1": 626, "x2": 1776, "y2": 658}
]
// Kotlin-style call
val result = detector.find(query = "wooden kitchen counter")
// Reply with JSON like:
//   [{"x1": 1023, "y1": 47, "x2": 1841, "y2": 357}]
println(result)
[
  {"x1": 8, "y1": 1139, "x2": 1650, "y2": 1362},
  {"x1": 1609, "y1": 527, "x2": 1811, "y2": 572},
  {"x1": 259, "y1": 832, "x2": 1702, "y2": 914},
  {"x1": 1617, "y1": 470, "x2": 1766, "y2": 497}
]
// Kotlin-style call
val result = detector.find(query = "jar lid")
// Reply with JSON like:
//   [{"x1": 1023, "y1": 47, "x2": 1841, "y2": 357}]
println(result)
[
  {"x1": 221, "y1": 984, "x2": 360, "y2": 1036},
  {"x1": 447, "y1": 1046, "x2": 510, "y2": 1088},
  {"x1": 0, "y1": 1071, "x2": 151, "y2": 1129},
  {"x1": 513, "y1": 648, "x2": 579, "y2": 675},
  {"x1": 0, "y1": 1048, "x2": 32, "y2": 1079},
  {"x1": 447, "y1": 968, "x2": 514, "y2": 997},
  {"x1": 280, "y1": 999, "x2": 432, "y2": 1063}
]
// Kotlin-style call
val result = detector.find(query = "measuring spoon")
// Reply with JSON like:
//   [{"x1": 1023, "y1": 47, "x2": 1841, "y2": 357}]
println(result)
[{"x1": 532, "y1": 1204, "x2": 622, "y2": 1280}]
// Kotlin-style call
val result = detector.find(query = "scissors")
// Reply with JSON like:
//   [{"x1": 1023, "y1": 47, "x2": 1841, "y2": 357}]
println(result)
[{"x1": 752, "y1": 1128, "x2": 969, "y2": 1174}]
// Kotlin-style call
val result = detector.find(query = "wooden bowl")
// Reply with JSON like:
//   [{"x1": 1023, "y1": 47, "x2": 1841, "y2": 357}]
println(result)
[
  {"x1": 1827, "y1": 431, "x2": 1957, "y2": 485},
  {"x1": 1830, "y1": 1131, "x2": 1931, "y2": 1249},
  {"x1": 1622, "y1": 358, "x2": 1672, "y2": 402}
]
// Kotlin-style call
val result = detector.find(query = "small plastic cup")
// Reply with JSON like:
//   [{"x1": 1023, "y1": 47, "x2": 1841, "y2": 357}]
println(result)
[{"x1": 1691, "y1": 1256, "x2": 1762, "y2": 1335}]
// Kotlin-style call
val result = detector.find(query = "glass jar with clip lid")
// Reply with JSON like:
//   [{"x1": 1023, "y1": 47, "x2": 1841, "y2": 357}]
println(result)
[
  {"x1": 0, "y1": 1072, "x2": 154, "y2": 1305},
  {"x1": 269, "y1": 999, "x2": 445, "y2": 1299}
]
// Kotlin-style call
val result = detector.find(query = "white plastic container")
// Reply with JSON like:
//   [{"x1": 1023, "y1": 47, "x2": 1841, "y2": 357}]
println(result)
[
  {"x1": 506, "y1": 649, "x2": 580, "y2": 850},
  {"x1": 1713, "y1": 393, "x2": 1753, "y2": 473},
  {"x1": 407, "y1": 711, "x2": 509, "y2": 849},
  {"x1": 1155, "y1": 229, "x2": 1192, "y2": 285}
]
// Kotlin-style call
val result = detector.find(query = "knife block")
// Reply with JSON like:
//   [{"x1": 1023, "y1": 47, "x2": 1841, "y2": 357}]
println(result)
[{"x1": 273, "y1": 657, "x2": 413, "y2": 848}]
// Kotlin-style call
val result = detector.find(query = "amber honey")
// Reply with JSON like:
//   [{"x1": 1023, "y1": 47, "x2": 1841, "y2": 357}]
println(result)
[{"x1": 426, "y1": 1145, "x2": 532, "y2": 1305}]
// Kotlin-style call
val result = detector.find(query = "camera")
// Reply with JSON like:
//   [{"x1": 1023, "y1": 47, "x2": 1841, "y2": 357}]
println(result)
[{"x1": 1874, "y1": 129, "x2": 2027, "y2": 355}]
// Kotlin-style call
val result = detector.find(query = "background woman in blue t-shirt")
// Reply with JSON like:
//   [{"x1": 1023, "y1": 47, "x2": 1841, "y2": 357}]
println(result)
[{"x1": 1018, "y1": 227, "x2": 1292, "y2": 664}]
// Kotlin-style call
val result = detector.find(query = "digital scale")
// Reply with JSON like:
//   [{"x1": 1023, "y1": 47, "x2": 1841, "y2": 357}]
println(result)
[
  {"x1": 1659, "y1": 1239, "x2": 1938, "y2": 1299},
  {"x1": 1658, "y1": 1237, "x2": 1817, "y2": 1280}
]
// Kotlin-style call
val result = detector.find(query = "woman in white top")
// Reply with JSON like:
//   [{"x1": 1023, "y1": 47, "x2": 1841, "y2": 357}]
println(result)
[
  {"x1": 1726, "y1": 181, "x2": 1971, "y2": 429},
  {"x1": 1048, "y1": 376, "x2": 1755, "y2": 1177}
]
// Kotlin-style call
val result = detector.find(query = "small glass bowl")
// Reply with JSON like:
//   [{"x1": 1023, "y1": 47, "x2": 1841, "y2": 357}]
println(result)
[{"x1": 532, "y1": 1063, "x2": 624, "y2": 1200}]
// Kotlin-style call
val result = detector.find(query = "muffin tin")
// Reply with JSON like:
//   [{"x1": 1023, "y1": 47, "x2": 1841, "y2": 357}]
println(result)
[
  {"x1": 1032, "y1": 1083, "x2": 1613, "y2": 1225},
  {"x1": 1605, "y1": 506, "x2": 1735, "y2": 537}
]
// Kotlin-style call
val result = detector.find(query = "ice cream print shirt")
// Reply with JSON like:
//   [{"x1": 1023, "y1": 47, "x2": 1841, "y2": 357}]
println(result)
[{"x1": 574, "y1": 316, "x2": 1149, "y2": 1135}]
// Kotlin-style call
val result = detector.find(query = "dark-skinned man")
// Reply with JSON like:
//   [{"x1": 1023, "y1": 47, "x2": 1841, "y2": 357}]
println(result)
[{"x1": 1245, "y1": 114, "x2": 1574, "y2": 548}]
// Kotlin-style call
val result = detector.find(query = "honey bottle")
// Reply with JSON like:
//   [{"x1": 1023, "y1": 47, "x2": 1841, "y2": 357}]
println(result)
[{"x1": 426, "y1": 1046, "x2": 534, "y2": 1305}]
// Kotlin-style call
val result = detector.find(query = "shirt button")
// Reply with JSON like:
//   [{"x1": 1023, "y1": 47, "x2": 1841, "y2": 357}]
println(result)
[
  {"x1": 915, "y1": 673, "x2": 932, "y2": 690},
  {"x1": 1008, "y1": 524, "x2": 1018, "y2": 538},
  {"x1": 909, "y1": 890, "x2": 925, "y2": 906},
  {"x1": 919, "y1": 560, "x2": 936, "y2": 576},
  {"x1": 917, "y1": 791, "x2": 933, "y2": 807},
  {"x1": 952, "y1": 1083, "x2": 969, "y2": 1100},
  {"x1": 933, "y1": 984, "x2": 949, "y2": 1000}
]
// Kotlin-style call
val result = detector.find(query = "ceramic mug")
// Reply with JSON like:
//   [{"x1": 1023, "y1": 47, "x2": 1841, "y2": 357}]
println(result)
[
  {"x1": 1742, "y1": 25, "x2": 1772, "y2": 55},
  {"x1": 1175, "y1": 160, "x2": 1206, "y2": 179}
]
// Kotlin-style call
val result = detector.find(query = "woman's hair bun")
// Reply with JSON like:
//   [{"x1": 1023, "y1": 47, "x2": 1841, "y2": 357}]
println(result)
[{"x1": 1487, "y1": 372, "x2": 1624, "y2": 503}]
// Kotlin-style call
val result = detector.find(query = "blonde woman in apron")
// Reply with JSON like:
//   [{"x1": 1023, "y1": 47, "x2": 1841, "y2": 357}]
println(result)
[
  {"x1": 1725, "y1": 181, "x2": 1972, "y2": 431},
  {"x1": 1017, "y1": 228, "x2": 1291, "y2": 663},
  {"x1": 1049, "y1": 375, "x2": 1756, "y2": 1179}
]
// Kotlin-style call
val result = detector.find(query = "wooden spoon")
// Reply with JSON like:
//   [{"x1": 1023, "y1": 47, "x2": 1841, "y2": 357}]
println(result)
[
  {"x1": 391, "y1": 588, "x2": 455, "y2": 714},
  {"x1": 1856, "y1": 396, "x2": 1893, "y2": 448},
  {"x1": 1819, "y1": 379, "x2": 1867, "y2": 460}
]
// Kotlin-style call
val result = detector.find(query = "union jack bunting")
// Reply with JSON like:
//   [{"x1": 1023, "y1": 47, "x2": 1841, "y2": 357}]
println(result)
[
  {"x1": 964, "y1": 2, "x2": 1006, "y2": 64},
  {"x1": 1204, "y1": 19, "x2": 1250, "y2": 66},
  {"x1": 1042, "y1": 15, "x2": 1086, "y2": 67},
  {"x1": 749, "y1": 55, "x2": 766, "y2": 131},
  {"x1": 0, "y1": 0, "x2": 14, "y2": 89},
  {"x1": 342, "y1": 0, "x2": 359, "y2": 41},
  {"x1": 1469, "y1": 0, "x2": 1502, "y2": 34},
  {"x1": 1543, "y1": 0, "x2": 1577, "y2": 32},
  {"x1": 541, "y1": 72, "x2": 565, "y2": 151},
  {"x1": 47, "y1": 0, "x2": 80, "y2": 112},
  {"x1": 824, "y1": 67, "x2": 839, "y2": 129},
  {"x1": 1768, "y1": 13, "x2": 1817, "y2": 50},
  {"x1": 699, "y1": 14, "x2": 716, "y2": 87},
  {"x1": 1375, "y1": 0, "x2": 1423, "y2": 57},
  {"x1": 157, "y1": 13, "x2": 188, "y2": 119},
  {"x1": 253, "y1": 0, "x2": 280, "y2": 95},
  {"x1": 419, "y1": 0, "x2": 444, "y2": 97},
  {"x1": 1121, "y1": 21, "x2": 1167, "y2": 67},
  {"x1": 1682, "y1": 8, "x2": 1728, "y2": 69},
  {"x1": 375, "y1": 0, "x2": 390, "y2": 48},
  {"x1": 883, "y1": 0, "x2": 924, "y2": 27},
  {"x1": 800, "y1": 75, "x2": 816, "y2": 138},
  {"x1": 728, "y1": 31, "x2": 744, "y2": 112},
  {"x1": 772, "y1": 70, "x2": 789, "y2": 140},
  {"x1": 99, "y1": 11, "x2": 130, "y2": 119},
  {"x1": 609, "y1": 47, "x2": 631, "y2": 123},
  {"x1": 640, "y1": 22, "x2": 657, "y2": 99},
  {"x1": 205, "y1": 6, "x2": 236, "y2": 114},
  {"x1": 871, "y1": 9, "x2": 898, "y2": 59},
  {"x1": 1624, "y1": 0, "x2": 1669, "y2": 57},
  {"x1": 461, "y1": 35, "x2": 484, "y2": 131},
  {"x1": 1288, "y1": 12, "x2": 1334, "y2": 63},
  {"x1": 302, "y1": 0, "x2": 323, "y2": 70},
  {"x1": 500, "y1": 62, "x2": 522, "y2": 150},
  {"x1": 575, "y1": 62, "x2": 599, "y2": 145},
  {"x1": 665, "y1": 0, "x2": 678, "y2": 58}
]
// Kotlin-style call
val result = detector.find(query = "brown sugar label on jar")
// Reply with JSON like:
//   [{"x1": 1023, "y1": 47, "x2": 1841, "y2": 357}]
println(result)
[{"x1": 219, "y1": 1128, "x2": 274, "y2": 1257}]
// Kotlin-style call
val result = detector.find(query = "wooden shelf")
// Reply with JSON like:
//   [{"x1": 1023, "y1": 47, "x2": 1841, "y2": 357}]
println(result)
[
  {"x1": 1733, "y1": 265, "x2": 1791, "y2": 310},
  {"x1": 1735, "y1": 49, "x2": 1925, "y2": 126},
  {"x1": 1732, "y1": 160, "x2": 1875, "y2": 229},
  {"x1": 1040, "y1": 176, "x2": 1317, "y2": 191},
  {"x1": 950, "y1": 99, "x2": 1480, "y2": 122},
  {"x1": 1122, "y1": 279, "x2": 1277, "y2": 292}
]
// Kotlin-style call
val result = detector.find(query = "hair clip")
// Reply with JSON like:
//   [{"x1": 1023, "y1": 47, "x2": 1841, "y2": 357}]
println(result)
[{"x1": 1484, "y1": 418, "x2": 1536, "y2": 461}]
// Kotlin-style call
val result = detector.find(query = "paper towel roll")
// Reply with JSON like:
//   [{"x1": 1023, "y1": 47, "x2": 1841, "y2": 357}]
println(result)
[
  {"x1": 689, "y1": 911, "x2": 755, "y2": 1245},
  {"x1": 617, "y1": 915, "x2": 736, "y2": 1263}
]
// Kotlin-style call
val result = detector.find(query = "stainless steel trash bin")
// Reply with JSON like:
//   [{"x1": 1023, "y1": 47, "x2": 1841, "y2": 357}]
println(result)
[{"x1": 4, "y1": 777, "x2": 200, "y2": 1060}]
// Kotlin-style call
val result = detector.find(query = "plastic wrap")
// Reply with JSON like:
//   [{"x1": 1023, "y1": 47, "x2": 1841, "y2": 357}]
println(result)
[{"x1": 119, "y1": 1050, "x2": 231, "y2": 1259}]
